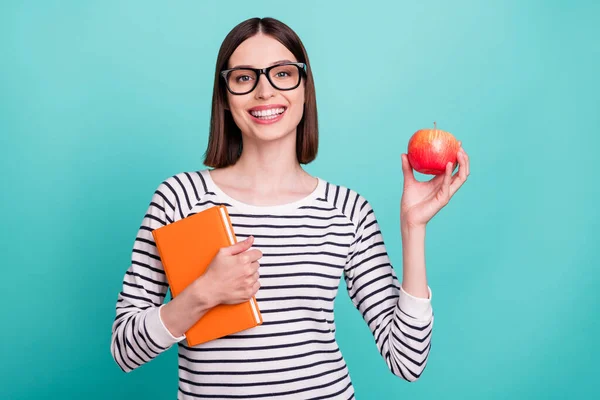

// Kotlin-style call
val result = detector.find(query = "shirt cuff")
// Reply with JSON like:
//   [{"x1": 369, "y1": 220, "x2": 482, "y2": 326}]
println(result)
[
  {"x1": 398, "y1": 285, "x2": 433, "y2": 321},
  {"x1": 144, "y1": 304, "x2": 186, "y2": 348}
]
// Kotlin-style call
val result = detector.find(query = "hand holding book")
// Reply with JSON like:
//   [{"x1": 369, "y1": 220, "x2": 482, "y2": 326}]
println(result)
[
  {"x1": 200, "y1": 235, "x2": 262, "y2": 305},
  {"x1": 160, "y1": 235, "x2": 261, "y2": 339},
  {"x1": 152, "y1": 205, "x2": 263, "y2": 346}
]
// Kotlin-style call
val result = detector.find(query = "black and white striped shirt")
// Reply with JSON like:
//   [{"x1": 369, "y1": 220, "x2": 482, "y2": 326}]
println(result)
[{"x1": 111, "y1": 169, "x2": 434, "y2": 399}]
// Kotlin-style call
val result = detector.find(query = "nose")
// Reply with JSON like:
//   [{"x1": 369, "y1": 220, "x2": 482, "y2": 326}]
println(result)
[{"x1": 254, "y1": 73, "x2": 275, "y2": 100}]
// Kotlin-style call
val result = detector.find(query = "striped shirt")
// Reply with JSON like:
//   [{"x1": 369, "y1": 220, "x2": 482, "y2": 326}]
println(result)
[{"x1": 111, "y1": 169, "x2": 434, "y2": 399}]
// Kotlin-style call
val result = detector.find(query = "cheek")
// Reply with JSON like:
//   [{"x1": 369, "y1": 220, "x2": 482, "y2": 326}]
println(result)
[
  {"x1": 227, "y1": 96, "x2": 249, "y2": 125},
  {"x1": 287, "y1": 91, "x2": 305, "y2": 123}
]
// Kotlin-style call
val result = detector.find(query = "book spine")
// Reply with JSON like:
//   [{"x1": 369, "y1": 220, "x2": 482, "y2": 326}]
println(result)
[
  {"x1": 219, "y1": 206, "x2": 237, "y2": 245},
  {"x1": 248, "y1": 297, "x2": 262, "y2": 325}
]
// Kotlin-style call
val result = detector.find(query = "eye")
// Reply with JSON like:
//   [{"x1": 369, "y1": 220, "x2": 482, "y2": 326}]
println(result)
[
  {"x1": 236, "y1": 75, "x2": 253, "y2": 83},
  {"x1": 271, "y1": 65, "x2": 297, "y2": 80}
]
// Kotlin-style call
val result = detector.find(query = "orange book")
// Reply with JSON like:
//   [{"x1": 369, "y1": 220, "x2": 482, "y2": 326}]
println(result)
[{"x1": 151, "y1": 205, "x2": 262, "y2": 346}]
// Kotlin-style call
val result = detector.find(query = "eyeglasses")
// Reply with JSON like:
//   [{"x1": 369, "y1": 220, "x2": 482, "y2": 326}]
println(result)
[{"x1": 220, "y1": 62, "x2": 307, "y2": 95}]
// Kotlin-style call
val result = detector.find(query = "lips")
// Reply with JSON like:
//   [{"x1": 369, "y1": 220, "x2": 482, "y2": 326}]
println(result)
[{"x1": 247, "y1": 104, "x2": 288, "y2": 125}]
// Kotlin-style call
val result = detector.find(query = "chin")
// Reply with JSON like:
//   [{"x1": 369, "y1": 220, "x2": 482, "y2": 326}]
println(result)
[{"x1": 249, "y1": 125, "x2": 296, "y2": 142}]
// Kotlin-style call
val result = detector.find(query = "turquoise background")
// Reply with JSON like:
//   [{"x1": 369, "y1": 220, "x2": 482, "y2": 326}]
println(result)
[{"x1": 2, "y1": 0, "x2": 599, "y2": 399}]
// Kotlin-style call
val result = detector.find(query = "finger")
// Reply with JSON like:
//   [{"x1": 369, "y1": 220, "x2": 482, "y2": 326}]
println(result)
[
  {"x1": 239, "y1": 249, "x2": 262, "y2": 264},
  {"x1": 401, "y1": 154, "x2": 417, "y2": 186},
  {"x1": 251, "y1": 270, "x2": 260, "y2": 282},
  {"x1": 450, "y1": 151, "x2": 467, "y2": 196},
  {"x1": 442, "y1": 161, "x2": 453, "y2": 195},
  {"x1": 250, "y1": 280, "x2": 261, "y2": 297},
  {"x1": 243, "y1": 261, "x2": 260, "y2": 277},
  {"x1": 225, "y1": 235, "x2": 254, "y2": 255},
  {"x1": 462, "y1": 147, "x2": 470, "y2": 177},
  {"x1": 457, "y1": 143, "x2": 469, "y2": 177},
  {"x1": 246, "y1": 260, "x2": 261, "y2": 275},
  {"x1": 460, "y1": 148, "x2": 469, "y2": 177},
  {"x1": 429, "y1": 170, "x2": 446, "y2": 185}
]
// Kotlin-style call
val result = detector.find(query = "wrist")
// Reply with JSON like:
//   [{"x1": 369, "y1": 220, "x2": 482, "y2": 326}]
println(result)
[
  {"x1": 189, "y1": 275, "x2": 220, "y2": 312},
  {"x1": 401, "y1": 221, "x2": 426, "y2": 236}
]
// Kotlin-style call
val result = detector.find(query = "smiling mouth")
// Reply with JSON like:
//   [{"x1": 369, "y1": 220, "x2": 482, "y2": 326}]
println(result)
[{"x1": 248, "y1": 107, "x2": 287, "y2": 120}]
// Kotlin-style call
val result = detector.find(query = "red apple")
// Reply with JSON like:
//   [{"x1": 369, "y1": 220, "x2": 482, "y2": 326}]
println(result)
[{"x1": 407, "y1": 122, "x2": 460, "y2": 175}]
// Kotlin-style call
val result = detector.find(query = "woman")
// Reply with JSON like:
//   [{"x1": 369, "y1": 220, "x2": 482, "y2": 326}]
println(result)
[{"x1": 111, "y1": 17, "x2": 469, "y2": 399}]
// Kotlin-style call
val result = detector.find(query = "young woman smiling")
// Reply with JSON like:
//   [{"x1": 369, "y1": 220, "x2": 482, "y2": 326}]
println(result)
[{"x1": 111, "y1": 16, "x2": 470, "y2": 399}]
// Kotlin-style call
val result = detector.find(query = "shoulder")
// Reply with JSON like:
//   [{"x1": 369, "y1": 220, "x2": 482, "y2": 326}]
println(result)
[
  {"x1": 152, "y1": 169, "x2": 213, "y2": 205},
  {"x1": 319, "y1": 178, "x2": 375, "y2": 227}
]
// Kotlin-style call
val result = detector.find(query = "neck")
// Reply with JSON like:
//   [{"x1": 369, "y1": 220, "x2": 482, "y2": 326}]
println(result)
[{"x1": 227, "y1": 130, "x2": 309, "y2": 193}]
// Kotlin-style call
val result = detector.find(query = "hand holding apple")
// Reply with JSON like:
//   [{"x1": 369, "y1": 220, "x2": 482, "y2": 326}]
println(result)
[{"x1": 400, "y1": 123, "x2": 470, "y2": 229}]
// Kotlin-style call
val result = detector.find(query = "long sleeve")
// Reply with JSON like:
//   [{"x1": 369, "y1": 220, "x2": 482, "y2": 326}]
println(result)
[
  {"x1": 343, "y1": 197, "x2": 434, "y2": 382},
  {"x1": 110, "y1": 181, "x2": 185, "y2": 373}
]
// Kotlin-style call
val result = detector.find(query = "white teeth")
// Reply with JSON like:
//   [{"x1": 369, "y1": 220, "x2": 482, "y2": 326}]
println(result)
[{"x1": 250, "y1": 107, "x2": 286, "y2": 118}]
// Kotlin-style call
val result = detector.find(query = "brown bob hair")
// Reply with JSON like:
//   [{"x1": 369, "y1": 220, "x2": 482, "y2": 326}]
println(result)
[{"x1": 203, "y1": 17, "x2": 318, "y2": 168}]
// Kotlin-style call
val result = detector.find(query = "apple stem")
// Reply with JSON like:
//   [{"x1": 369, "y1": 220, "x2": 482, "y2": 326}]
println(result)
[{"x1": 434, "y1": 121, "x2": 437, "y2": 130}]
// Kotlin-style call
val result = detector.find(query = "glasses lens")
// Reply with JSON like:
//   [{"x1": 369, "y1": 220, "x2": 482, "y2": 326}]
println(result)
[
  {"x1": 269, "y1": 64, "x2": 300, "y2": 90},
  {"x1": 227, "y1": 69, "x2": 258, "y2": 94}
]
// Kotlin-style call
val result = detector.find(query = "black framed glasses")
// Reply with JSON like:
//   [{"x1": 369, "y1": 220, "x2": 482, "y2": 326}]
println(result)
[{"x1": 220, "y1": 62, "x2": 307, "y2": 95}]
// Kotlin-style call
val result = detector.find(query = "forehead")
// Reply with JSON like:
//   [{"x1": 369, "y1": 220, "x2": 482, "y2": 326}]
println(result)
[{"x1": 228, "y1": 34, "x2": 297, "y2": 68}]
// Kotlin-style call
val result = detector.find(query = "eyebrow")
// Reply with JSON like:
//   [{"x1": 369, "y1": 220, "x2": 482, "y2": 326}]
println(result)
[{"x1": 231, "y1": 59, "x2": 295, "y2": 69}]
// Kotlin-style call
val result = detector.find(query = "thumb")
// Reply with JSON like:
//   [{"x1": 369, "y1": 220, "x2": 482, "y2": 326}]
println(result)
[
  {"x1": 401, "y1": 154, "x2": 416, "y2": 185},
  {"x1": 224, "y1": 235, "x2": 254, "y2": 255}
]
